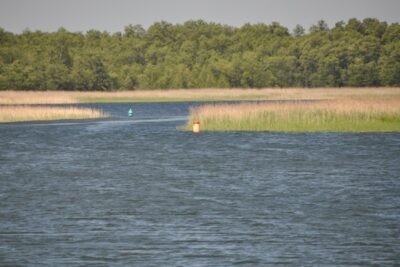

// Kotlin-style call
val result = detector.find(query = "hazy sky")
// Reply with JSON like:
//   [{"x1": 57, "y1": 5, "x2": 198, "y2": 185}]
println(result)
[{"x1": 0, "y1": 0, "x2": 399, "y2": 33}]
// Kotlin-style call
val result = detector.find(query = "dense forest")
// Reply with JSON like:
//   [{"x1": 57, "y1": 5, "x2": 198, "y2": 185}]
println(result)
[{"x1": 0, "y1": 18, "x2": 399, "y2": 90}]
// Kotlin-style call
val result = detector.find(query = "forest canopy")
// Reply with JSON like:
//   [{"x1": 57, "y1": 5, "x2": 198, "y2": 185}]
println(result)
[{"x1": 0, "y1": 18, "x2": 399, "y2": 90}]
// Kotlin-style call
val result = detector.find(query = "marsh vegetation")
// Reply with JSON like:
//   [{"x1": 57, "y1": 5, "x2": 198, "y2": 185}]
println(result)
[
  {"x1": 0, "y1": 106, "x2": 107, "y2": 123},
  {"x1": 1, "y1": 88, "x2": 399, "y2": 104},
  {"x1": 186, "y1": 97, "x2": 400, "y2": 132},
  {"x1": 1, "y1": 88, "x2": 399, "y2": 126}
]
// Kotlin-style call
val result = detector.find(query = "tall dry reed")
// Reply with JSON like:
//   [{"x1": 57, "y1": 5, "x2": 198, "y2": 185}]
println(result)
[
  {"x1": 0, "y1": 91, "x2": 78, "y2": 104},
  {"x1": 1, "y1": 88, "x2": 400, "y2": 104},
  {"x1": 0, "y1": 106, "x2": 107, "y2": 123},
  {"x1": 187, "y1": 98, "x2": 400, "y2": 132}
]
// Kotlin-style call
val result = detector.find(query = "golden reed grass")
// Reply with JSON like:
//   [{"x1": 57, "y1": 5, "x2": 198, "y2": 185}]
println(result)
[
  {"x1": 0, "y1": 91, "x2": 78, "y2": 104},
  {"x1": 71, "y1": 87, "x2": 400, "y2": 102},
  {"x1": 187, "y1": 97, "x2": 400, "y2": 132},
  {"x1": 0, "y1": 106, "x2": 107, "y2": 123},
  {"x1": 1, "y1": 88, "x2": 399, "y2": 104}
]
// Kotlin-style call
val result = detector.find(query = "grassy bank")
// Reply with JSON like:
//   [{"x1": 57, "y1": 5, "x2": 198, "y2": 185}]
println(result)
[
  {"x1": 1, "y1": 88, "x2": 400, "y2": 104},
  {"x1": 0, "y1": 106, "x2": 107, "y2": 123},
  {"x1": 185, "y1": 98, "x2": 400, "y2": 132}
]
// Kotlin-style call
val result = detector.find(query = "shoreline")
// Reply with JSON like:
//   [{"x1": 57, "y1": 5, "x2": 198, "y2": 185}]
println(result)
[{"x1": 1, "y1": 88, "x2": 399, "y2": 127}]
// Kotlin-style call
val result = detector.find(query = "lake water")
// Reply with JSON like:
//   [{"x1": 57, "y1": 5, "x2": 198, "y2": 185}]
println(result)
[{"x1": 1, "y1": 102, "x2": 399, "y2": 266}]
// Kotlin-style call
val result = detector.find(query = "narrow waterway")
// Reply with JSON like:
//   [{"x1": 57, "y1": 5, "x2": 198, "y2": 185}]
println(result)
[{"x1": 1, "y1": 102, "x2": 399, "y2": 266}]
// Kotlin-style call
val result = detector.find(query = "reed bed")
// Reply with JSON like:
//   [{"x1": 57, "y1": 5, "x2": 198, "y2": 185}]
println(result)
[
  {"x1": 186, "y1": 97, "x2": 400, "y2": 132},
  {"x1": 0, "y1": 91, "x2": 78, "y2": 104},
  {"x1": 1, "y1": 88, "x2": 399, "y2": 104},
  {"x1": 0, "y1": 106, "x2": 107, "y2": 123},
  {"x1": 60, "y1": 87, "x2": 400, "y2": 102}
]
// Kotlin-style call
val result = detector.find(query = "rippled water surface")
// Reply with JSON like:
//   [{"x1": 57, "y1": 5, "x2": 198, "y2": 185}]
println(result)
[{"x1": 1, "y1": 102, "x2": 400, "y2": 266}]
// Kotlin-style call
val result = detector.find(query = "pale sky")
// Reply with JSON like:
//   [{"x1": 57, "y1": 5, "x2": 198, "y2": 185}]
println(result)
[{"x1": 0, "y1": 0, "x2": 399, "y2": 33}]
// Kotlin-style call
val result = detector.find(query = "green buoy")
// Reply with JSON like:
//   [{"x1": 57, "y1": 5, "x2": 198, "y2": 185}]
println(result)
[{"x1": 128, "y1": 108, "x2": 133, "y2": 117}]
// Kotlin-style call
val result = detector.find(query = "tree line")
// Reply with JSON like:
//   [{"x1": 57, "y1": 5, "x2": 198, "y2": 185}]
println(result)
[{"x1": 0, "y1": 18, "x2": 399, "y2": 90}]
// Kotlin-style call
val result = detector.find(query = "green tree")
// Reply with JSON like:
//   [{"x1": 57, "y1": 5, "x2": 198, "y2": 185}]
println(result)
[
  {"x1": 309, "y1": 20, "x2": 329, "y2": 33},
  {"x1": 0, "y1": 19, "x2": 398, "y2": 89},
  {"x1": 71, "y1": 53, "x2": 114, "y2": 90},
  {"x1": 293, "y1": 24, "x2": 305, "y2": 37},
  {"x1": 378, "y1": 41, "x2": 400, "y2": 86}
]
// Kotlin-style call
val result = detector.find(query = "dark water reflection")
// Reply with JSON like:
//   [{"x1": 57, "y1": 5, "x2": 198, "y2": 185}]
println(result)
[{"x1": 1, "y1": 102, "x2": 399, "y2": 266}]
